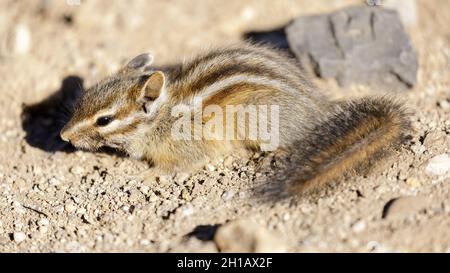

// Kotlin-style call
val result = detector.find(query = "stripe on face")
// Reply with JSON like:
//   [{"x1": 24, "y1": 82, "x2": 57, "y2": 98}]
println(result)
[
  {"x1": 64, "y1": 102, "x2": 137, "y2": 137},
  {"x1": 97, "y1": 111, "x2": 144, "y2": 135}
]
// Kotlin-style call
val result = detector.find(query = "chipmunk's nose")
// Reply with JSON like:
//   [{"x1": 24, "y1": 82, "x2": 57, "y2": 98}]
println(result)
[{"x1": 60, "y1": 129, "x2": 70, "y2": 142}]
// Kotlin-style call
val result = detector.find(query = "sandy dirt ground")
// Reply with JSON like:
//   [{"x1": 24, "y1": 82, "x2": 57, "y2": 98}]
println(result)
[{"x1": 0, "y1": 0, "x2": 449, "y2": 252}]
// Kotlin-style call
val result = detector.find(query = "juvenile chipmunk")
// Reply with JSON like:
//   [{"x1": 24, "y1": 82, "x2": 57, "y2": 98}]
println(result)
[{"x1": 60, "y1": 43, "x2": 410, "y2": 196}]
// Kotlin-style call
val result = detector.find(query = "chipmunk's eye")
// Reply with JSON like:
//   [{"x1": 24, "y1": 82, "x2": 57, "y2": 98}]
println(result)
[{"x1": 95, "y1": 116, "x2": 114, "y2": 127}]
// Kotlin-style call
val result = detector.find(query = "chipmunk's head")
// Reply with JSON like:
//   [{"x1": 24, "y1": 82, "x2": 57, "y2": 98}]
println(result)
[{"x1": 60, "y1": 53, "x2": 167, "y2": 154}]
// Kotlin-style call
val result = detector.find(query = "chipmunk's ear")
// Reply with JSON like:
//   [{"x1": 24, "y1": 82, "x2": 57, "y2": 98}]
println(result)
[
  {"x1": 140, "y1": 71, "x2": 165, "y2": 101},
  {"x1": 126, "y1": 53, "x2": 154, "y2": 72}
]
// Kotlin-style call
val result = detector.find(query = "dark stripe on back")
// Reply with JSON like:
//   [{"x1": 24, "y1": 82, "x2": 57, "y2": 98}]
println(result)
[{"x1": 187, "y1": 62, "x2": 297, "y2": 95}]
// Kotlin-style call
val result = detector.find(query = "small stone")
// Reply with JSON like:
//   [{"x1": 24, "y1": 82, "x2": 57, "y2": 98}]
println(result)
[
  {"x1": 76, "y1": 207, "x2": 86, "y2": 215},
  {"x1": 158, "y1": 175, "x2": 170, "y2": 184},
  {"x1": 64, "y1": 201, "x2": 77, "y2": 213},
  {"x1": 179, "y1": 204, "x2": 194, "y2": 217},
  {"x1": 128, "y1": 189, "x2": 141, "y2": 202},
  {"x1": 121, "y1": 205, "x2": 130, "y2": 212},
  {"x1": 214, "y1": 220, "x2": 286, "y2": 252},
  {"x1": 181, "y1": 188, "x2": 192, "y2": 201},
  {"x1": 54, "y1": 205, "x2": 64, "y2": 214},
  {"x1": 410, "y1": 143, "x2": 427, "y2": 155},
  {"x1": 221, "y1": 190, "x2": 235, "y2": 201},
  {"x1": 205, "y1": 164, "x2": 216, "y2": 172},
  {"x1": 39, "y1": 226, "x2": 48, "y2": 234},
  {"x1": 139, "y1": 185, "x2": 150, "y2": 195},
  {"x1": 405, "y1": 177, "x2": 422, "y2": 188},
  {"x1": 425, "y1": 154, "x2": 450, "y2": 176},
  {"x1": 175, "y1": 172, "x2": 191, "y2": 184},
  {"x1": 14, "y1": 222, "x2": 24, "y2": 230},
  {"x1": 48, "y1": 177, "x2": 60, "y2": 186},
  {"x1": 37, "y1": 218, "x2": 49, "y2": 227},
  {"x1": 282, "y1": 213, "x2": 290, "y2": 221},
  {"x1": 438, "y1": 100, "x2": 450, "y2": 110},
  {"x1": 239, "y1": 191, "x2": 248, "y2": 199},
  {"x1": 351, "y1": 220, "x2": 366, "y2": 233},
  {"x1": 8, "y1": 24, "x2": 32, "y2": 55},
  {"x1": 382, "y1": 196, "x2": 431, "y2": 219},
  {"x1": 34, "y1": 167, "x2": 42, "y2": 175},
  {"x1": 140, "y1": 239, "x2": 151, "y2": 246},
  {"x1": 13, "y1": 232, "x2": 27, "y2": 243},
  {"x1": 70, "y1": 166, "x2": 85, "y2": 175},
  {"x1": 367, "y1": 240, "x2": 382, "y2": 252}
]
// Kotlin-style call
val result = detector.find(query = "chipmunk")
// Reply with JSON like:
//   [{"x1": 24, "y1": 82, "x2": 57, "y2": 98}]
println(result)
[{"x1": 60, "y1": 43, "x2": 410, "y2": 196}]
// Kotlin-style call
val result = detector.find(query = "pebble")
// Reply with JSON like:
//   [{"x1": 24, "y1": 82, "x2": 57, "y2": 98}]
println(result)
[
  {"x1": 181, "y1": 188, "x2": 192, "y2": 201},
  {"x1": 179, "y1": 204, "x2": 194, "y2": 217},
  {"x1": 205, "y1": 164, "x2": 216, "y2": 172},
  {"x1": 13, "y1": 232, "x2": 27, "y2": 243},
  {"x1": 382, "y1": 196, "x2": 431, "y2": 219},
  {"x1": 121, "y1": 205, "x2": 130, "y2": 212},
  {"x1": 410, "y1": 143, "x2": 427, "y2": 155},
  {"x1": 351, "y1": 220, "x2": 366, "y2": 233},
  {"x1": 64, "y1": 201, "x2": 77, "y2": 213},
  {"x1": 239, "y1": 191, "x2": 248, "y2": 199},
  {"x1": 221, "y1": 190, "x2": 235, "y2": 201},
  {"x1": 438, "y1": 100, "x2": 450, "y2": 110},
  {"x1": 214, "y1": 220, "x2": 286, "y2": 252},
  {"x1": 405, "y1": 177, "x2": 422, "y2": 188},
  {"x1": 425, "y1": 154, "x2": 450, "y2": 176},
  {"x1": 158, "y1": 175, "x2": 170, "y2": 184},
  {"x1": 39, "y1": 226, "x2": 48, "y2": 234},
  {"x1": 367, "y1": 240, "x2": 382, "y2": 252},
  {"x1": 175, "y1": 172, "x2": 190, "y2": 185},
  {"x1": 128, "y1": 189, "x2": 141, "y2": 202},
  {"x1": 8, "y1": 24, "x2": 31, "y2": 55},
  {"x1": 48, "y1": 177, "x2": 60, "y2": 186},
  {"x1": 37, "y1": 218, "x2": 49, "y2": 227},
  {"x1": 54, "y1": 205, "x2": 64, "y2": 214},
  {"x1": 139, "y1": 185, "x2": 150, "y2": 195},
  {"x1": 140, "y1": 239, "x2": 151, "y2": 246},
  {"x1": 70, "y1": 166, "x2": 85, "y2": 175}
]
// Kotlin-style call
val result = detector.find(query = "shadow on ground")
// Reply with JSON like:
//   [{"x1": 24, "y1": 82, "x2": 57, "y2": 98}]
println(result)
[{"x1": 21, "y1": 76, "x2": 83, "y2": 153}]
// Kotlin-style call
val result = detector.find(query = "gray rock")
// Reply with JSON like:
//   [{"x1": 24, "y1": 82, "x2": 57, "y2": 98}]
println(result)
[{"x1": 286, "y1": 6, "x2": 418, "y2": 90}]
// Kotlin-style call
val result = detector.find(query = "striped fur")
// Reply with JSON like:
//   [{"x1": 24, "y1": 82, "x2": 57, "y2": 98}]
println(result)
[
  {"x1": 60, "y1": 43, "x2": 411, "y2": 197},
  {"x1": 284, "y1": 97, "x2": 410, "y2": 196}
]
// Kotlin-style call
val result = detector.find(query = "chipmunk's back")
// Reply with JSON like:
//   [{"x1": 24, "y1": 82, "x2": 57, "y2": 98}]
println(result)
[{"x1": 164, "y1": 44, "x2": 325, "y2": 105}]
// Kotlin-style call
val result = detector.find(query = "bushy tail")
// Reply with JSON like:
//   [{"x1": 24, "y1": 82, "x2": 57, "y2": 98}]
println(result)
[{"x1": 285, "y1": 96, "x2": 411, "y2": 195}]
